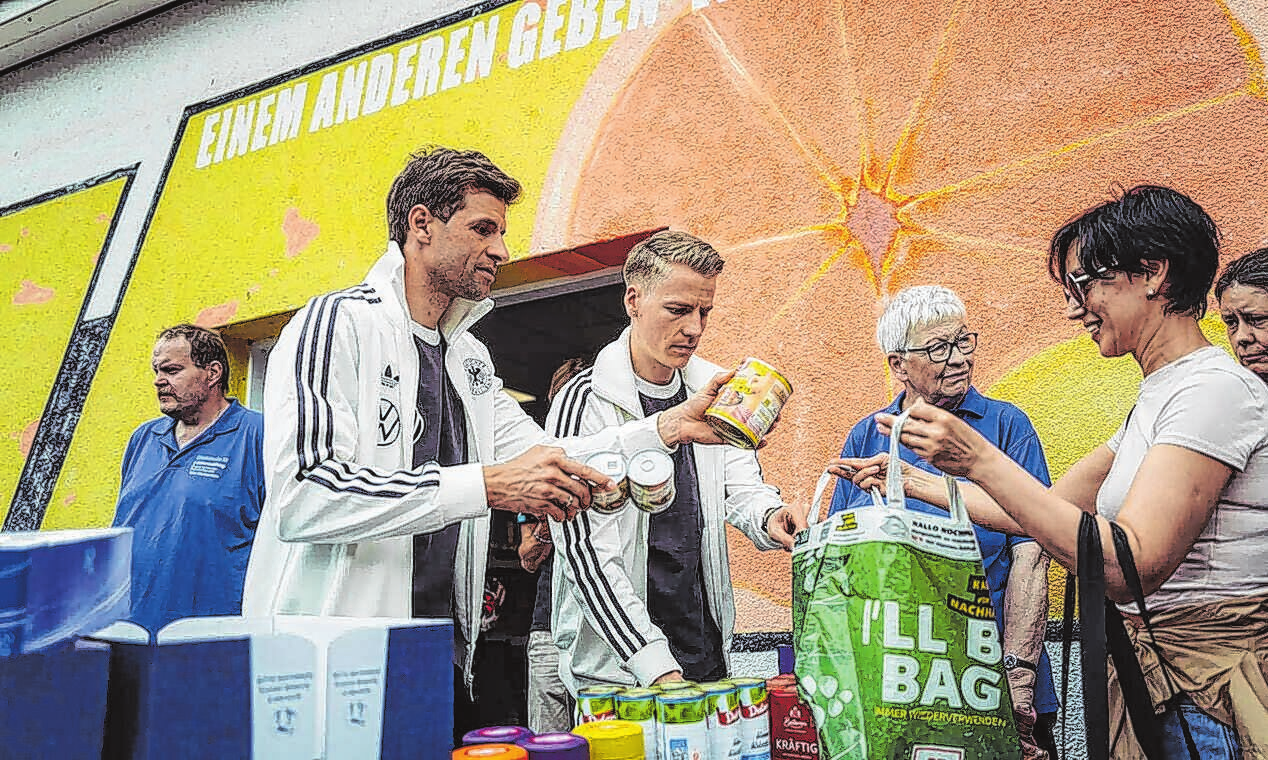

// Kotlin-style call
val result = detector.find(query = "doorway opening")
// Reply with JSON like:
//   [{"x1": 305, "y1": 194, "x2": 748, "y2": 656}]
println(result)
[{"x1": 473, "y1": 277, "x2": 627, "y2": 426}]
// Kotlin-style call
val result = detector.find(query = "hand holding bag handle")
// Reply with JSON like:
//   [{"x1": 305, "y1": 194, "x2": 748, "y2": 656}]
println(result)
[
  {"x1": 812, "y1": 409, "x2": 969, "y2": 527},
  {"x1": 875, "y1": 410, "x2": 971, "y2": 527}
]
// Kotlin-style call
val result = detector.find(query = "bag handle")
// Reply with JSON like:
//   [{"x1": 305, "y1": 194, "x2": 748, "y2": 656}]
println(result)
[
  {"x1": 806, "y1": 468, "x2": 835, "y2": 527},
  {"x1": 815, "y1": 410, "x2": 970, "y2": 528},
  {"x1": 883, "y1": 410, "x2": 971, "y2": 528},
  {"x1": 942, "y1": 474, "x2": 972, "y2": 529},
  {"x1": 885, "y1": 409, "x2": 912, "y2": 511}
]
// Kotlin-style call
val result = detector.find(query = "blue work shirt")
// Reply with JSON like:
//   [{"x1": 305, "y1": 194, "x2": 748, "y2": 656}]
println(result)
[
  {"x1": 827, "y1": 387, "x2": 1058, "y2": 714},
  {"x1": 113, "y1": 399, "x2": 264, "y2": 634}
]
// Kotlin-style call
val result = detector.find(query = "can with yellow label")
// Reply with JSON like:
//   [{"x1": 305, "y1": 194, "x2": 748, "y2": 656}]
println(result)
[{"x1": 704, "y1": 358, "x2": 792, "y2": 449}]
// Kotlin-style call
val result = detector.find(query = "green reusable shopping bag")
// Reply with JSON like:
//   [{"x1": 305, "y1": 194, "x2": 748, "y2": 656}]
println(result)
[{"x1": 792, "y1": 411, "x2": 1021, "y2": 760}]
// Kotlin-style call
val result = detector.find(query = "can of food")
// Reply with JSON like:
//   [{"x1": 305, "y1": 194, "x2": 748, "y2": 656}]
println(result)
[
  {"x1": 656, "y1": 688, "x2": 709, "y2": 760},
  {"x1": 704, "y1": 358, "x2": 793, "y2": 449},
  {"x1": 700, "y1": 681, "x2": 744, "y2": 760},
  {"x1": 616, "y1": 687, "x2": 659, "y2": 760},
  {"x1": 463, "y1": 726, "x2": 535, "y2": 745},
  {"x1": 584, "y1": 450, "x2": 629, "y2": 514},
  {"x1": 576, "y1": 685, "x2": 621, "y2": 724},
  {"x1": 571, "y1": 720, "x2": 645, "y2": 760},
  {"x1": 727, "y1": 677, "x2": 772, "y2": 760},
  {"x1": 653, "y1": 680, "x2": 697, "y2": 693},
  {"x1": 627, "y1": 449, "x2": 675, "y2": 514}
]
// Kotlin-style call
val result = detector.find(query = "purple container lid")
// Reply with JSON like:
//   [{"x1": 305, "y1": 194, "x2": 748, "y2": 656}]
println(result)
[
  {"x1": 516, "y1": 732, "x2": 588, "y2": 760},
  {"x1": 462, "y1": 726, "x2": 535, "y2": 745}
]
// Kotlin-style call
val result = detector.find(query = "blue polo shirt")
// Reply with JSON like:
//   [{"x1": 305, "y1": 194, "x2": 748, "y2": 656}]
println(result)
[
  {"x1": 827, "y1": 387, "x2": 1058, "y2": 714},
  {"x1": 112, "y1": 399, "x2": 264, "y2": 634}
]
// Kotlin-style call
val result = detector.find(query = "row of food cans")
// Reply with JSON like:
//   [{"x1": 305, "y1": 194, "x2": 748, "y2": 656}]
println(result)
[
  {"x1": 575, "y1": 677, "x2": 771, "y2": 760},
  {"x1": 583, "y1": 449, "x2": 675, "y2": 515}
]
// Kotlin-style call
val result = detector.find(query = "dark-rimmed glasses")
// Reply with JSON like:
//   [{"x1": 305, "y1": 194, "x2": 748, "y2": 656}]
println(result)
[
  {"x1": 1065, "y1": 265, "x2": 1113, "y2": 307},
  {"x1": 902, "y1": 332, "x2": 978, "y2": 363}
]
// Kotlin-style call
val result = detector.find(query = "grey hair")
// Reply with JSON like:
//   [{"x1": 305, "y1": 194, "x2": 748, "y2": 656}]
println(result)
[
  {"x1": 623, "y1": 230, "x2": 724, "y2": 289},
  {"x1": 875, "y1": 285, "x2": 967, "y2": 354}
]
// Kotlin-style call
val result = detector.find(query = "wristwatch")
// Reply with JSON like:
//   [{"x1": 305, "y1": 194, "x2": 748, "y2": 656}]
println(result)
[
  {"x1": 1003, "y1": 653, "x2": 1038, "y2": 672},
  {"x1": 762, "y1": 506, "x2": 782, "y2": 533}
]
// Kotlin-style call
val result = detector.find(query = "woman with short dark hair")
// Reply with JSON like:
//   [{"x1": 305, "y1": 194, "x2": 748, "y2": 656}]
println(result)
[{"x1": 843, "y1": 186, "x2": 1268, "y2": 758}]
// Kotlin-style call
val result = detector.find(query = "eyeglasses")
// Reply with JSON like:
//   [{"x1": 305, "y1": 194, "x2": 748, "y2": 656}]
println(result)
[
  {"x1": 1064, "y1": 265, "x2": 1113, "y2": 307},
  {"x1": 902, "y1": 332, "x2": 978, "y2": 363}
]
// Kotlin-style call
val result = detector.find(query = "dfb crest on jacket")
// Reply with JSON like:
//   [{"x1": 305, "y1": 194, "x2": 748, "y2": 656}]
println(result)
[{"x1": 464, "y1": 358, "x2": 493, "y2": 395}]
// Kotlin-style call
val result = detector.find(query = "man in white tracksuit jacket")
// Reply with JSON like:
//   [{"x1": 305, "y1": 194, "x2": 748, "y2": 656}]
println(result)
[
  {"x1": 243, "y1": 149, "x2": 739, "y2": 736},
  {"x1": 548, "y1": 231, "x2": 806, "y2": 693}
]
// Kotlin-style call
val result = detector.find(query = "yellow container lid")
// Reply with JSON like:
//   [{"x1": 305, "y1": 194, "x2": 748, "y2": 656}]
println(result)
[
  {"x1": 452, "y1": 744, "x2": 528, "y2": 759},
  {"x1": 570, "y1": 720, "x2": 645, "y2": 759}
]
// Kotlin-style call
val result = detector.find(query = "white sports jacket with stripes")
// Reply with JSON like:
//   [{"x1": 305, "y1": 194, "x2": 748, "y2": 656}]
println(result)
[
  {"x1": 242, "y1": 244, "x2": 668, "y2": 687},
  {"x1": 547, "y1": 328, "x2": 785, "y2": 694}
]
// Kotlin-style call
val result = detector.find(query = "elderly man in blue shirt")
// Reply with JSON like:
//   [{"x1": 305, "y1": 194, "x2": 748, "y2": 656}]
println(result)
[
  {"x1": 112, "y1": 324, "x2": 264, "y2": 633},
  {"x1": 827, "y1": 285, "x2": 1059, "y2": 759}
]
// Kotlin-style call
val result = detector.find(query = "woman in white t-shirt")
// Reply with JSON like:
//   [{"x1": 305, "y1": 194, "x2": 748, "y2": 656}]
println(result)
[{"x1": 841, "y1": 186, "x2": 1268, "y2": 759}]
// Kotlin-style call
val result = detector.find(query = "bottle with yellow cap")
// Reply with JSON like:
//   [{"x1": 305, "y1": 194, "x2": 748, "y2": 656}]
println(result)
[
  {"x1": 571, "y1": 718, "x2": 645, "y2": 760},
  {"x1": 452, "y1": 744, "x2": 528, "y2": 759}
]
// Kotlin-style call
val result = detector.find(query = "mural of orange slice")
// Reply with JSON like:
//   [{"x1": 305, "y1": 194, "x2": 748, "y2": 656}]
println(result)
[{"x1": 534, "y1": 0, "x2": 1268, "y2": 626}]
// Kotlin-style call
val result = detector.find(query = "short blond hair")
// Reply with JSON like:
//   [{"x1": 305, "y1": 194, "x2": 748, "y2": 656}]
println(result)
[{"x1": 623, "y1": 231, "x2": 724, "y2": 290}]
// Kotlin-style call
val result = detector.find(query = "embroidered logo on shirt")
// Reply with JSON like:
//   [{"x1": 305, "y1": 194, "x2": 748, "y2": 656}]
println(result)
[
  {"x1": 378, "y1": 398, "x2": 400, "y2": 445},
  {"x1": 380, "y1": 363, "x2": 399, "y2": 389},
  {"x1": 464, "y1": 358, "x2": 493, "y2": 395},
  {"x1": 189, "y1": 454, "x2": 229, "y2": 479}
]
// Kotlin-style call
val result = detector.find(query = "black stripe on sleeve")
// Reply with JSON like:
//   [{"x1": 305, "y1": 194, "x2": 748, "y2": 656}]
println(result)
[{"x1": 290, "y1": 285, "x2": 451, "y2": 499}]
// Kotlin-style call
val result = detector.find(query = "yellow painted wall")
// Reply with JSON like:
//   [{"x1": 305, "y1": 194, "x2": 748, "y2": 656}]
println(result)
[{"x1": 0, "y1": 175, "x2": 130, "y2": 526}]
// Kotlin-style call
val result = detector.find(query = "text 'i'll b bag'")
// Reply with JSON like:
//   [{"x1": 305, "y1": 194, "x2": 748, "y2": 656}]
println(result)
[{"x1": 791, "y1": 411, "x2": 1021, "y2": 759}]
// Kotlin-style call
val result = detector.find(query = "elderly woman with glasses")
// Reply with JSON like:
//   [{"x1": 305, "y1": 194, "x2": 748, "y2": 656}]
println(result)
[
  {"x1": 843, "y1": 186, "x2": 1268, "y2": 759},
  {"x1": 825, "y1": 285, "x2": 1060, "y2": 759}
]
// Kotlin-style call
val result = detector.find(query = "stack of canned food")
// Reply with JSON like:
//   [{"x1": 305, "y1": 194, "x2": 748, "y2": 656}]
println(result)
[
  {"x1": 574, "y1": 677, "x2": 772, "y2": 760},
  {"x1": 451, "y1": 673, "x2": 819, "y2": 759},
  {"x1": 583, "y1": 449, "x2": 675, "y2": 515}
]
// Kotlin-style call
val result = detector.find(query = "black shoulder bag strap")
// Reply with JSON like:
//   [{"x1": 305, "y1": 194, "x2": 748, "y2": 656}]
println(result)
[
  {"x1": 1076, "y1": 512, "x2": 1111, "y2": 760},
  {"x1": 1109, "y1": 522, "x2": 1200, "y2": 760},
  {"x1": 1103, "y1": 540, "x2": 1165, "y2": 758}
]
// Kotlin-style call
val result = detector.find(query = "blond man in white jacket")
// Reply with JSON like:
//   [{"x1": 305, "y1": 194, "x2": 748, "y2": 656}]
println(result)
[
  {"x1": 244, "y1": 149, "x2": 736, "y2": 736},
  {"x1": 548, "y1": 231, "x2": 806, "y2": 693}
]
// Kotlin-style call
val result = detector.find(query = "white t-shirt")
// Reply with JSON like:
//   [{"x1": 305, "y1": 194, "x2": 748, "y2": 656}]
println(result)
[{"x1": 1098, "y1": 346, "x2": 1268, "y2": 610}]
